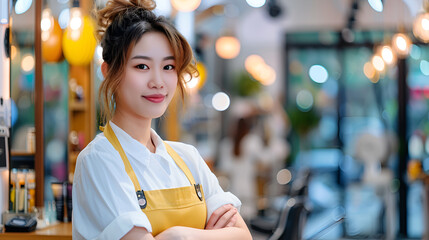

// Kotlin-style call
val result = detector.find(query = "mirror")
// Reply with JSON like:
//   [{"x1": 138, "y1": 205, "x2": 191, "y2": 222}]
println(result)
[{"x1": 9, "y1": 0, "x2": 71, "y2": 210}]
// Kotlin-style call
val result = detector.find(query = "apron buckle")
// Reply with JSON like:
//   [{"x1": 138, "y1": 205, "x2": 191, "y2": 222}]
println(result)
[
  {"x1": 136, "y1": 190, "x2": 147, "y2": 209},
  {"x1": 194, "y1": 184, "x2": 203, "y2": 201}
]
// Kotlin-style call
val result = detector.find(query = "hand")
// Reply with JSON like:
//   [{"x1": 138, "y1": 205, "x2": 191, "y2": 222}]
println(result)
[{"x1": 205, "y1": 204, "x2": 238, "y2": 230}]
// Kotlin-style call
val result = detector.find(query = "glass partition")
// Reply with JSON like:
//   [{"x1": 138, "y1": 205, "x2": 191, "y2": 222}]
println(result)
[{"x1": 285, "y1": 31, "x2": 403, "y2": 239}]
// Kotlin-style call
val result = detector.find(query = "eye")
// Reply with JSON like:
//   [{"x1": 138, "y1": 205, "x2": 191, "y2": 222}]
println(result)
[
  {"x1": 136, "y1": 64, "x2": 149, "y2": 70},
  {"x1": 164, "y1": 65, "x2": 175, "y2": 70}
]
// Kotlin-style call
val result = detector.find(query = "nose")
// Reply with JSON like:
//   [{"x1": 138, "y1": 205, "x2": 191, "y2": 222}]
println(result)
[{"x1": 148, "y1": 69, "x2": 165, "y2": 89}]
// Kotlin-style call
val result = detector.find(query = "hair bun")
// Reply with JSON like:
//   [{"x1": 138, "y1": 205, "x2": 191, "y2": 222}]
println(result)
[
  {"x1": 129, "y1": 0, "x2": 156, "y2": 10},
  {"x1": 96, "y1": 0, "x2": 156, "y2": 41}
]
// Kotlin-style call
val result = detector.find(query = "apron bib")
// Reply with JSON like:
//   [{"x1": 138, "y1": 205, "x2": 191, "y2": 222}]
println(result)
[{"x1": 102, "y1": 123, "x2": 207, "y2": 236}]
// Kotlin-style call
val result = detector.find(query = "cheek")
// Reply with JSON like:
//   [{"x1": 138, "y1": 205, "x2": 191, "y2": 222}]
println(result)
[
  {"x1": 122, "y1": 72, "x2": 143, "y2": 91},
  {"x1": 168, "y1": 75, "x2": 179, "y2": 92}
]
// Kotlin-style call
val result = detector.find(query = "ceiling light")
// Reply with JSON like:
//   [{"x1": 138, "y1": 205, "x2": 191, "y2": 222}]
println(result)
[
  {"x1": 215, "y1": 36, "x2": 240, "y2": 59},
  {"x1": 368, "y1": 0, "x2": 383, "y2": 12}
]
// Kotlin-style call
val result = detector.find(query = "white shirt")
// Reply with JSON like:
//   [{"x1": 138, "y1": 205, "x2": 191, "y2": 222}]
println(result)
[{"x1": 72, "y1": 122, "x2": 241, "y2": 240}]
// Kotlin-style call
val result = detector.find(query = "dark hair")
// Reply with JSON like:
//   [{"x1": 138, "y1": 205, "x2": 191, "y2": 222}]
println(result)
[
  {"x1": 233, "y1": 117, "x2": 252, "y2": 157},
  {"x1": 96, "y1": 0, "x2": 197, "y2": 123}
]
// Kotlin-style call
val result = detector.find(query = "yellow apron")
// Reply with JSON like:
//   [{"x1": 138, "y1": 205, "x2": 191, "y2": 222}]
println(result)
[{"x1": 102, "y1": 123, "x2": 207, "y2": 236}]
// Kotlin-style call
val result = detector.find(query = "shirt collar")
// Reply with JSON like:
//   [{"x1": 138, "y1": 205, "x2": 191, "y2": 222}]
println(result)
[{"x1": 108, "y1": 121, "x2": 171, "y2": 166}]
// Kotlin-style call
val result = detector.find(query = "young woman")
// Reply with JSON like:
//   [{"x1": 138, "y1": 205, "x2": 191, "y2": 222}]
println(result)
[{"x1": 72, "y1": 0, "x2": 252, "y2": 239}]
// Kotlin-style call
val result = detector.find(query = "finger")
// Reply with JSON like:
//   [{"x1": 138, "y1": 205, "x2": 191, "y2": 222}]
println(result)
[
  {"x1": 225, "y1": 213, "x2": 238, "y2": 227},
  {"x1": 211, "y1": 207, "x2": 238, "y2": 229},
  {"x1": 206, "y1": 204, "x2": 234, "y2": 229}
]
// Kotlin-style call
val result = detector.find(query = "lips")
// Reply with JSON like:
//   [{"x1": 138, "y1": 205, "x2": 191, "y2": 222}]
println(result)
[{"x1": 143, "y1": 94, "x2": 166, "y2": 103}]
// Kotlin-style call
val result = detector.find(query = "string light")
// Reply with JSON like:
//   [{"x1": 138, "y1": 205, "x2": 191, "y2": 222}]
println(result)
[
  {"x1": 392, "y1": 33, "x2": 412, "y2": 58},
  {"x1": 371, "y1": 54, "x2": 385, "y2": 72},
  {"x1": 364, "y1": 61, "x2": 379, "y2": 83},
  {"x1": 379, "y1": 45, "x2": 396, "y2": 66},
  {"x1": 413, "y1": 12, "x2": 429, "y2": 43}
]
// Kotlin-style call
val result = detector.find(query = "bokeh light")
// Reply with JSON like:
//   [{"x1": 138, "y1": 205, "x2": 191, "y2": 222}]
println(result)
[
  {"x1": 392, "y1": 33, "x2": 412, "y2": 58},
  {"x1": 380, "y1": 45, "x2": 396, "y2": 65},
  {"x1": 413, "y1": 12, "x2": 429, "y2": 43},
  {"x1": 246, "y1": 0, "x2": 266, "y2": 8},
  {"x1": 364, "y1": 62, "x2": 376, "y2": 79},
  {"x1": 245, "y1": 54, "x2": 276, "y2": 85},
  {"x1": 371, "y1": 55, "x2": 385, "y2": 72},
  {"x1": 368, "y1": 0, "x2": 383, "y2": 12},
  {"x1": 309, "y1": 64, "x2": 328, "y2": 83},
  {"x1": 171, "y1": 0, "x2": 201, "y2": 12},
  {"x1": 296, "y1": 90, "x2": 314, "y2": 112},
  {"x1": 15, "y1": 0, "x2": 32, "y2": 15},
  {"x1": 409, "y1": 134, "x2": 424, "y2": 159},
  {"x1": 212, "y1": 92, "x2": 230, "y2": 111},
  {"x1": 58, "y1": 8, "x2": 70, "y2": 29},
  {"x1": 420, "y1": 60, "x2": 429, "y2": 76},
  {"x1": 215, "y1": 36, "x2": 240, "y2": 59},
  {"x1": 276, "y1": 169, "x2": 292, "y2": 185},
  {"x1": 21, "y1": 54, "x2": 35, "y2": 72},
  {"x1": 410, "y1": 44, "x2": 421, "y2": 60}
]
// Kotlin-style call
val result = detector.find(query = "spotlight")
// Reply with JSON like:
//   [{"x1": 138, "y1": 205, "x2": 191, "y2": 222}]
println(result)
[{"x1": 267, "y1": 0, "x2": 282, "y2": 18}]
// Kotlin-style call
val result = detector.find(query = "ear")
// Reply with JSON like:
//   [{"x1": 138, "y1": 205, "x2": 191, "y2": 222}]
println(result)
[{"x1": 101, "y1": 62, "x2": 108, "y2": 78}]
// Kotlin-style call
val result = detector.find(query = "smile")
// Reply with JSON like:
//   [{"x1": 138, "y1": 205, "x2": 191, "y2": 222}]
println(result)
[{"x1": 143, "y1": 94, "x2": 165, "y2": 103}]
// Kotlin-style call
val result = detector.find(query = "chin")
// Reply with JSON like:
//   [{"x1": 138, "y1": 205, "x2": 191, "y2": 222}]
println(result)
[{"x1": 147, "y1": 110, "x2": 168, "y2": 119}]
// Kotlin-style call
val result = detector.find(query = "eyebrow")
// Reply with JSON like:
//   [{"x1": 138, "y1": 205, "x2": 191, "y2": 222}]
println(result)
[{"x1": 130, "y1": 55, "x2": 175, "y2": 61}]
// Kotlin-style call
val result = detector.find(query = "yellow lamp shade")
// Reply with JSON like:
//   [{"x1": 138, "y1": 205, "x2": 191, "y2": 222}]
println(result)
[
  {"x1": 42, "y1": 18, "x2": 63, "y2": 63},
  {"x1": 63, "y1": 16, "x2": 96, "y2": 66}
]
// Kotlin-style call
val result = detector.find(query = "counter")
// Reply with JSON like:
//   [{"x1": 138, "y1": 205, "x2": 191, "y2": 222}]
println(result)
[{"x1": 0, "y1": 222, "x2": 72, "y2": 240}]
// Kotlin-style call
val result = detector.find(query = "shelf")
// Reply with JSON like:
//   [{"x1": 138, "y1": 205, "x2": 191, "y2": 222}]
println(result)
[
  {"x1": 0, "y1": 222, "x2": 72, "y2": 240},
  {"x1": 69, "y1": 101, "x2": 87, "y2": 112},
  {"x1": 11, "y1": 152, "x2": 35, "y2": 157},
  {"x1": 68, "y1": 64, "x2": 95, "y2": 183}
]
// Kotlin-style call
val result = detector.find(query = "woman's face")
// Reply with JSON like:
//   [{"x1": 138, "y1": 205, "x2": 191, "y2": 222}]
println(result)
[{"x1": 115, "y1": 31, "x2": 178, "y2": 120}]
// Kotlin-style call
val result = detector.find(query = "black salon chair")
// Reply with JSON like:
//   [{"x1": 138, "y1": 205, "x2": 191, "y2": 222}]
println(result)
[
  {"x1": 268, "y1": 196, "x2": 308, "y2": 240},
  {"x1": 250, "y1": 168, "x2": 312, "y2": 240}
]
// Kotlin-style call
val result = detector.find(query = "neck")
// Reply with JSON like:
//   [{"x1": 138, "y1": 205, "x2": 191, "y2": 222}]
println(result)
[{"x1": 111, "y1": 110, "x2": 155, "y2": 153}]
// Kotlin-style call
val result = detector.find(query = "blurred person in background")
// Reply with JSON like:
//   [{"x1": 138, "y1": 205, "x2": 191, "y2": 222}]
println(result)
[{"x1": 219, "y1": 99, "x2": 289, "y2": 222}]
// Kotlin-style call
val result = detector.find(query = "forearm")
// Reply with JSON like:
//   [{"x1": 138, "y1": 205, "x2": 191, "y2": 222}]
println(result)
[
  {"x1": 155, "y1": 216, "x2": 252, "y2": 240},
  {"x1": 185, "y1": 226, "x2": 252, "y2": 240}
]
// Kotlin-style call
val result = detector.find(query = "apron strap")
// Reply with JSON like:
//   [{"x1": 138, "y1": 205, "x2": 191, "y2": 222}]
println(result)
[
  {"x1": 164, "y1": 142, "x2": 196, "y2": 186},
  {"x1": 103, "y1": 122, "x2": 142, "y2": 193},
  {"x1": 102, "y1": 123, "x2": 198, "y2": 196}
]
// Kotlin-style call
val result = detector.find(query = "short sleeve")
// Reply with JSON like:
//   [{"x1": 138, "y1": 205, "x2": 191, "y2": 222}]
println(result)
[{"x1": 72, "y1": 144, "x2": 152, "y2": 240}]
